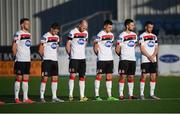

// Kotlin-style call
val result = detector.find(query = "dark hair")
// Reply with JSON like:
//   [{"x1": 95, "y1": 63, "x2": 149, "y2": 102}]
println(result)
[
  {"x1": 20, "y1": 18, "x2": 30, "y2": 25},
  {"x1": 124, "y1": 19, "x2": 134, "y2": 27},
  {"x1": 104, "y1": 19, "x2": 113, "y2": 26},
  {"x1": 51, "y1": 23, "x2": 60, "y2": 30},
  {"x1": 145, "y1": 21, "x2": 154, "y2": 26}
]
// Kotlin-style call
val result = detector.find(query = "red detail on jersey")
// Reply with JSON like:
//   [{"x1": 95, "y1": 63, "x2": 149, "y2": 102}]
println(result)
[
  {"x1": 143, "y1": 35, "x2": 155, "y2": 39},
  {"x1": 101, "y1": 35, "x2": 113, "y2": 39},
  {"x1": 48, "y1": 37, "x2": 58, "y2": 41},
  {"x1": 74, "y1": 33, "x2": 87, "y2": 37},
  {"x1": 20, "y1": 34, "x2": 31, "y2": 39},
  {"x1": 124, "y1": 35, "x2": 136, "y2": 39}
]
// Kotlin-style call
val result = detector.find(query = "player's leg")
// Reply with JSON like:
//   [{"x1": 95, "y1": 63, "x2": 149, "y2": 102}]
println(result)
[
  {"x1": 94, "y1": 61, "x2": 103, "y2": 100},
  {"x1": 140, "y1": 63, "x2": 148, "y2": 99},
  {"x1": 149, "y1": 62, "x2": 160, "y2": 99},
  {"x1": 40, "y1": 60, "x2": 49, "y2": 102},
  {"x1": 127, "y1": 61, "x2": 137, "y2": 99},
  {"x1": 22, "y1": 62, "x2": 34, "y2": 103},
  {"x1": 68, "y1": 59, "x2": 77, "y2": 101},
  {"x1": 40, "y1": 76, "x2": 48, "y2": 102},
  {"x1": 118, "y1": 60, "x2": 127, "y2": 100},
  {"x1": 78, "y1": 59, "x2": 88, "y2": 101},
  {"x1": 14, "y1": 62, "x2": 23, "y2": 103}
]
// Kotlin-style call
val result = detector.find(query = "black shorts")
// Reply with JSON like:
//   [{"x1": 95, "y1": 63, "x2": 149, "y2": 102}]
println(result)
[
  {"x1": 69, "y1": 59, "x2": 86, "y2": 76},
  {"x1": 14, "y1": 61, "x2": 31, "y2": 75},
  {"x1": 141, "y1": 62, "x2": 157, "y2": 74},
  {"x1": 97, "y1": 60, "x2": 113, "y2": 74},
  {"x1": 118, "y1": 60, "x2": 136, "y2": 75},
  {"x1": 42, "y1": 60, "x2": 59, "y2": 77}
]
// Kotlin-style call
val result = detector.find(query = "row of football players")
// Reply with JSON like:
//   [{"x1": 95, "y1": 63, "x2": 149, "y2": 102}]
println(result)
[{"x1": 7, "y1": 18, "x2": 159, "y2": 104}]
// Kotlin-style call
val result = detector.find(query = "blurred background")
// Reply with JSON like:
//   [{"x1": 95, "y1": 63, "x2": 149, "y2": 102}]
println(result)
[{"x1": 0, "y1": 0, "x2": 180, "y2": 76}]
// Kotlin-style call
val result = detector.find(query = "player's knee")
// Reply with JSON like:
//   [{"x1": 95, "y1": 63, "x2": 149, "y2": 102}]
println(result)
[
  {"x1": 15, "y1": 76, "x2": 22, "y2": 82},
  {"x1": 128, "y1": 76, "x2": 134, "y2": 82},
  {"x1": 96, "y1": 74, "x2": 102, "y2": 81},
  {"x1": 106, "y1": 74, "x2": 112, "y2": 81},
  {"x1": 52, "y1": 76, "x2": 58, "y2": 82},
  {"x1": 79, "y1": 76, "x2": 85, "y2": 81},
  {"x1": 70, "y1": 73, "x2": 76, "y2": 80},
  {"x1": 41, "y1": 77, "x2": 48, "y2": 83}
]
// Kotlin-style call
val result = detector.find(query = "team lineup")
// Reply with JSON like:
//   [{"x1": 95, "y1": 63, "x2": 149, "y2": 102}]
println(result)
[{"x1": 9, "y1": 18, "x2": 160, "y2": 104}]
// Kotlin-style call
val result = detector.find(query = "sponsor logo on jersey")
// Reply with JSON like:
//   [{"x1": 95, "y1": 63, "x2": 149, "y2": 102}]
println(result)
[
  {"x1": 159, "y1": 54, "x2": 180, "y2": 63},
  {"x1": 105, "y1": 41, "x2": 113, "y2": 47},
  {"x1": 25, "y1": 40, "x2": 31, "y2": 47},
  {"x1": 51, "y1": 43, "x2": 57, "y2": 49},
  {"x1": 77, "y1": 38, "x2": 85, "y2": 45},
  {"x1": 127, "y1": 40, "x2": 135, "y2": 47},
  {"x1": 147, "y1": 40, "x2": 155, "y2": 47}
]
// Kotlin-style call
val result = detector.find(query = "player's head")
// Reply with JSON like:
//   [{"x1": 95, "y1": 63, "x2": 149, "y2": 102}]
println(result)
[
  {"x1": 20, "y1": 18, "x2": 30, "y2": 31},
  {"x1": 103, "y1": 19, "x2": 113, "y2": 33},
  {"x1": 78, "y1": 19, "x2": 88, "y2": 32},
  {"x1": 145, "y1": 21, "x2": 154, "y2": 33},
  {"x1": 124, "y1": 19, "x2": 135, "y2": 31},
  {"x1": 50, "y1": 23, "x2": 60, "y2": 35}
]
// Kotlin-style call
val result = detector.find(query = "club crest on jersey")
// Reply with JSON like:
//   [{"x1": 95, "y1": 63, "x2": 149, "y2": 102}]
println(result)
[
  {"x1": 127, "y1": 40, "x2": 135, "y2": 47},
  {"x1": 147, "y1": 40, "x2": 155, "y2": 47},
  {"x1": 105, "y1": 41, "x2": 113, "y2": 47},
  {"x1": 51, "y1": 43, "x2": 57, "y2": 49},
  {"x1": 77, "y1": 38, "x2": 85, "y2": 45},
  {"x1": 25, "y1": 40, "x2": 31, "y2": 47}
]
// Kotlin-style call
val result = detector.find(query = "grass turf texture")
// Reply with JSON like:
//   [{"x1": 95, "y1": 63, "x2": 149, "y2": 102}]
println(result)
[{"x1": 0, "y1": 76, "x2": 180, "y2": 113}]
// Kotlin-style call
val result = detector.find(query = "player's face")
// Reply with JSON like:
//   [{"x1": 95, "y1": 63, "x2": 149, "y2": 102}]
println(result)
[
  {"x1": 51, "y1": 28, "x2": 59, "y2": 35},
  {"x1": 146, "y1": 24, "x2": 154, "y2": 33},
  {"x1": 127, "y1": 22, "x2": 135, "y2": 31},
  {"x1": 22, "y1": 21, "x2": 30, "y2": 31},
  {"x1": 79, "y1": 22, "x2": 88, "y2": 32},
  {"x1": 104, "y1": 24, "x2": 113, "y2": 33}
]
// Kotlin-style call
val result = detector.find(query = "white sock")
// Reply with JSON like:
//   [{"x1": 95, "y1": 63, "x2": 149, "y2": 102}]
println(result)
[
  {"x1": 40, "y1": 82, "x2": 46, "y2": 99},
  {"x1": 22, "y1": 81, "x2": 28, "y2": 100},
  {"x1": 150, "y1": 81, "x2": 156, "y2": 96},
  {"x1": 14, "y1": 81, "x2": 20, "y2": 99},
  {"x1": 106, "y1": 81, "x2": 112, "y2": 97},
  {"x1": 140, "y1": 80, "x2": 145, "y2": 96},
  {"x1": 69, "y1": 79, "x2": 74, "y2": 97},
  {"x1": 95, "y1": 79, "x2": 100, "y2": 97},
  {"x1": 79, "y1": 80, "x2": 85, "y2": 98},
  {"x1": 128, "y1": 81, "x2": 134, "y2": 96},
  {"x1": 51, "y1": 81, "x2": 57, "y2": 99},
  {"x1": 119, "y1": 82, "x2": 124, "y2": 96}
]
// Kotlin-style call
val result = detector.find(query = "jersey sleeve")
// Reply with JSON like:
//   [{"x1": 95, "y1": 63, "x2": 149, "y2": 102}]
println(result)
[
  {"x1": 116, "y1": 34, "x2": 124, "y2": 46},
  {"x1": 67, "y1": 30, "x2": 74, "y2": 40},
  {"x1": 40, "y1": 35, "x2": 47, "y2": 44},
  {"x1": 94, "y1": 32, "x2": 102, "y2": 43},
  {"x1": 138, "y1": 34, "x2": 145, "y2": 46},
  {"x1": 155, "y1": 35, "x2": 158, "y2": 45},
  {"x1": 13, "y1": 32, "x2": 20, "y2": 43}
]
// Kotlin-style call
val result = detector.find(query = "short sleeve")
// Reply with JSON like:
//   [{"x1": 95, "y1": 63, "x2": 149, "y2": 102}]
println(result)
[
  {"x1": 67, "y1": 30, "x2": 74, "y2": 40},
  {"x1": 40, "y1": 35, "x2": 47, "y2": 43},
  {"x1": 155, "y1": 35, "x2": 158, "y2": 45},
  {"x1": 94, "y1": 32, "x2": 102, "y2": 42},
  {"x1": 116, "y1": 34, "x2": 124, "y2": 46},
  {"x1": 138, "y1": 35, "x2": 144, "y2": 46},
  {"x1": 13, "y1": 32, "x2": 20, "y2": 43}
]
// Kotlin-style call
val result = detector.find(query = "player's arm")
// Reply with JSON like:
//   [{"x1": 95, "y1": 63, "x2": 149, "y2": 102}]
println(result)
[
  {"x1": 115, "y1": 42, "x2": 121, "y2": 56},
  {"x1": 65, "y1": 38, "x2": 72, "y2": 56},
  {"x1": 151, "y1": 37, "x2": 159, "y2": 59},
  {"x1": 38, "y1": 43, "x2": 44, "y2": 56},
  {"x1": 12, "y1": 41, "x2": 17, "y2": 56},
  {"x1": 93, "y1": 35, "x2": 100, "y2": 56}
]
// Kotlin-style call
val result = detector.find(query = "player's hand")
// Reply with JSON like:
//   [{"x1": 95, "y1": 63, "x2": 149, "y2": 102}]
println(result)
[{"x1": 149, "y1": 56, "x2": 155, "y2": 63}]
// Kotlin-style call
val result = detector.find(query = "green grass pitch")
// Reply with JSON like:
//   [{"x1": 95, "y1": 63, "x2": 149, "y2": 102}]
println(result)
[{"x1": 0, "y1": 76, "x2": 180, "y2": 113}]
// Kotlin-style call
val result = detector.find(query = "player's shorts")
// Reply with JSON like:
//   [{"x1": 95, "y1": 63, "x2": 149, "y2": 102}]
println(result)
[
  {"x1": 118, "y1": 60, "x2": 136, "y2": 75},
  {"x1": 69, "y1": 59, "x2": 86, "y2": 76},
  {"x1": 14, "y1": 61, "x2": 31, "y2": 75},
  {"x1": 141, "y1": 62, "x2": 157, "y2": 74},
  {"x1": 97, "y1": 60, "x2": 113, "y2": 74},
  {"x1": 41, "y1": 60, "x2": 58, "y2": 77}
]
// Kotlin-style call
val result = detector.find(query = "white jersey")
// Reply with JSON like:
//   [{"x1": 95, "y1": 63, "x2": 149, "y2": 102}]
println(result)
[
  {"x1": 95, "y1": 30, "x2": 114, "y2": 61},
  {"x1": 139, "y1": 32, "x2": 158, "y2": 63},
  {"x1": 117, "y1": 31, "x2": 138, "y2": 61},
  {"x1": 41, "y1": 32, "x2": 60, "y2": 61},
  {"x1": 13, "y1": 30, "x2": 31, "y2": 62},
  {"x1": 68, "y1": 28, "x2": 88, "y2": 59}
]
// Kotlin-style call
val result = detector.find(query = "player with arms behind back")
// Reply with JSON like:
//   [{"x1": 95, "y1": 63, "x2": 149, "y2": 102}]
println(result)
[
  {"x1": 115, "y1": 19, "x2": 138, "y2": 100},
  {"x1": 94, "y1": 20, "x2": 118, "y2": 101},
  {"x1": 39, "y1": 23, "x2": 64, "y2": 103},
  {"x1": 139, "y1": 21, "x2": 160, "y2": 100},
  {"x1": 12, "y1": 18, "x2": 34, "y2": 104},
  {"x1": 66, "y1": 20, "x2": 88, "y2": 101}
]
